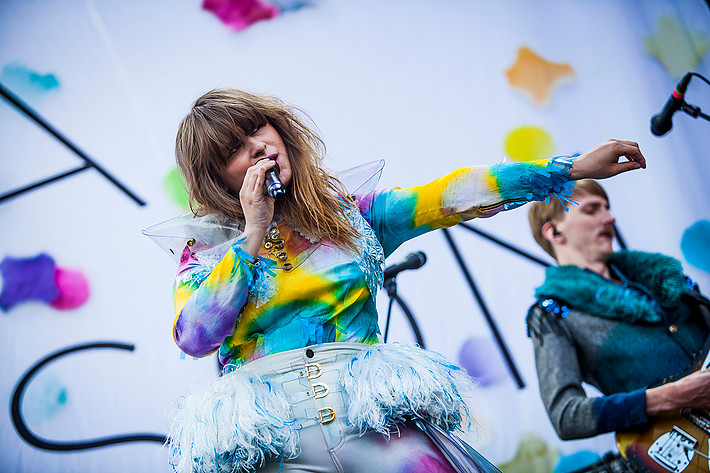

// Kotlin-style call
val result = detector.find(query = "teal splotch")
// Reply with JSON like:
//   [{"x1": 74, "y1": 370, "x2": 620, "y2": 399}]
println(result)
[
  {"x1": 270, "y1": 0, "x2": 314, "y2": 13},
  {"x1": 22, "y1": 375, "x2": 68, "y2": 424},
  {"x1": 1, "y1": 62, "x2": 60, "y2": 100},
  {"x1": 554, "y1": 450, "x2": 601, "y2": 473},
  {"x1": 681, "y1": 220, "x2": 710, "y2": 274}
]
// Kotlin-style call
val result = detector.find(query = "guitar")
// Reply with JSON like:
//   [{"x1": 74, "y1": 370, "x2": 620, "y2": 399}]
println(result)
[{"x1": 616, "y1": 342, "x2": 710, "y2": 473}]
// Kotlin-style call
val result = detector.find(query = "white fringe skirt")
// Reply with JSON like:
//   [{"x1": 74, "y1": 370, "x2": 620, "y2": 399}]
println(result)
[{"x1": 167, "y1": 342, "x2": 477, "y2": 473}]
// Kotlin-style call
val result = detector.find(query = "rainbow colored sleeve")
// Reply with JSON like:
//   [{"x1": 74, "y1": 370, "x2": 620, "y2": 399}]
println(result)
[
  {"x1": 360, "y1": 158, "x2": 573, "y2": 257},
  {"x1": 172, "y1": 242, "x2": 256, "y2": 357}
]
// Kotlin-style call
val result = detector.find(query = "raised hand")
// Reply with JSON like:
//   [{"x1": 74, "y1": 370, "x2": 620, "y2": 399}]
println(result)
[
  {"x1": 568, "y1": 139, "x2": 646, "y2": 180},
  {"x1": 238, "y1": 159, "x2": 278, "y2": 258}
]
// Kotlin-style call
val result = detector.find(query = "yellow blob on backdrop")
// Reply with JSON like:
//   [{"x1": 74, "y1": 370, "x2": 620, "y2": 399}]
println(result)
[{"x1": 504, "y1": 126, "x2": 555, "y2": 162}]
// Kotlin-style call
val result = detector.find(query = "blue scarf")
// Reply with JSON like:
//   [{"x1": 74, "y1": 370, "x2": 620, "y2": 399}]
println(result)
[{"x1": 535, "y1": 250, "x2": 689, "y2": 324}]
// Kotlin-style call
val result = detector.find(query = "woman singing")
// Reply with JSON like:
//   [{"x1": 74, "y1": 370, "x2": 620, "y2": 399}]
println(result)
[{"x1": 150, "y1": 89, "x2": 645, "y2": 473}]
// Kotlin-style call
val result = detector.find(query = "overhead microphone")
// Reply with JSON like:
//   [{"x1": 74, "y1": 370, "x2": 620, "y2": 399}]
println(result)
[
  {"x1": 384, "y1": 251, "x2": 427, "y2": 280},
  {"x1": 651, "y1": 72, "x2": 692, "y2": 137},
  {"x1": 265, "y1": 161, "x2": 286, "y2": 200}
]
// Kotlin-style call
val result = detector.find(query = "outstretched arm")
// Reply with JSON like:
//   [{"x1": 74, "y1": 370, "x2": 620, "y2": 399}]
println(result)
[{"x1": 360, "y1": 139, "x2": 646, "y2": 257}]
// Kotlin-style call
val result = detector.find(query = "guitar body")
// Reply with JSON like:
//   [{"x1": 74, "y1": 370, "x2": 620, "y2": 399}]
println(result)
[
  {"x1": 617, "y1": 409, "x2": 710, "y2": 473},
  {"x1": 617, "y1": 337, "x2": 710, "y2": 473}
]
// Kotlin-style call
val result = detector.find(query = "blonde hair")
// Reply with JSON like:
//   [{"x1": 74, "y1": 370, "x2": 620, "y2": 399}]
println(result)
[
  {"x1": 528, "y1": 179, "x2": 609, "y2": 260},
  {"x1": 176, "y1": 89, "x2": 360, "y2": 251}
]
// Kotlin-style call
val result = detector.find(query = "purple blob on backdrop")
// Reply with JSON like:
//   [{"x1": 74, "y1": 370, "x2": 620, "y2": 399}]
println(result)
[
  {"x1": 681, "y1": 220, "x2": 710, "y2": 274},
  {"x1": 457, "y1": 336, "x2": 508, "y2": 387},
  {"x1": 0, "y1": 254, "x2": 58, "y2": 311}
]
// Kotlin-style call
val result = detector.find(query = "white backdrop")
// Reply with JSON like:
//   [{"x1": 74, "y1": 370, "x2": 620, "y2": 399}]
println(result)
[{"x1": 1, "y1": 1, "x2": 709, "y2": 472}]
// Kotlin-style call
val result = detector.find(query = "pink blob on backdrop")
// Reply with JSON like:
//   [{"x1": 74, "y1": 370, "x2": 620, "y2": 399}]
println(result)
[
  {"x1": 49, "y1": 267, "x2": 90, "y2": 310},
  {"x1": 457, "y1": 336, "x2": 508, "y2": 387},
  {"x1": 203, "y1": 0, "x2": 279, "y2": 31}
]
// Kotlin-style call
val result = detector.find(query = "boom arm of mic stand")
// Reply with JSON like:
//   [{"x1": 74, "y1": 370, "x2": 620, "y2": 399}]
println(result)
[
  {"x1": 383, "y1": 278, "x2": 426, "y2": 348},
  {"x1": 681, "y1": 102, "x2": 710, "y2": 122}
]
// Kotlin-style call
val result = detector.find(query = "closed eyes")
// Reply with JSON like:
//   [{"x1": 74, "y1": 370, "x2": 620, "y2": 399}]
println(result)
[{"x1": 228, "y1": 123, "x2": 266, "y2": 156}]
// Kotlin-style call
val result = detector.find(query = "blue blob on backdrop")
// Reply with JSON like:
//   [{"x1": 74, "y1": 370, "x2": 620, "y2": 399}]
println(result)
[
  {"x1": 554, "y1": 451, "x2": 601, "y2": 473},
  {"x1": 681, "y1": 220, "x2": 710, "y2": 274},
  {"x1": 270, "y1": 0, "x2": 314, "y2": 13},
  {"x1": 457, "y1": 336, "x2": 508, "y2": 387},
  {"x1": 1, "y1": 62, "x2": 60, "y2": 101},
  {"x1": 23, "y1": 375, "x2": 68, "y2": 424}
]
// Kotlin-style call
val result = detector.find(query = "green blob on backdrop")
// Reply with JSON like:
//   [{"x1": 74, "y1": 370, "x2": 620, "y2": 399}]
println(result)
[
  {"x1": 644, "y1": 15, "x2": 710, "y2": 79},
  {"x1": 497, "y1": 433, "x2": 559, "y2": 473},
  {"x1": 163, "y1": 168, "x2": 190, "y2": 210},
  {"x1": 504, "y1": 126, "x2": 555, "y2": 162}
]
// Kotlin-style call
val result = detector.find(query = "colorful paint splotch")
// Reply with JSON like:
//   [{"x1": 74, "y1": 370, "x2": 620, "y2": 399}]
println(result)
[
  {"x1": 457, "y1": 336, "x2": 508, "y2": 387},
  {"x1": 1, "y1": 62, "x2": 60, "y2": 100},
  {"x1": 554, "y1": 450, "x2": 601, "y2": 473},
  {"x1": 505, "y1": 47, "x2": 575, "y2": 106},
  {"x1": 0, "y1": 254, "x2": 90, "y2": 312},
  {"x1": 0, "y1": 254, "x2": 59, "y2": 311},
  {"x1": 50, "y1": 268, "x2": 90, "y2": 310},
  {"x1": 504, "y1": 126, "x2": 555, "y2": 163},
  {"x1": 203, "y1": 0, "x2": 279, "y2": 31},
  {"x1": 681, "y1": 220, "x2": 710, "y2": 274},
  {"x1": 644, "y1": 15, "x2": 710, "y2": 79},
  {"x1": 23, "y1": 375, "x2": 68, "y2": 425},
  {"x1": 163, "y1": 168, "x2": 190, "y2": 210},
  {"x1": 497, "y1": 433, "x2": 560, "y2": 473},
  {"x1": 269, "y1": 0, "x2": 313, "y2": 13}
]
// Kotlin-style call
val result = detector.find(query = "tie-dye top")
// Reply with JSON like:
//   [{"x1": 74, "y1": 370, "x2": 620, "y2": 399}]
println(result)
[{"x1": 173, "y1": 158, "x2": 574, "y2": 367}]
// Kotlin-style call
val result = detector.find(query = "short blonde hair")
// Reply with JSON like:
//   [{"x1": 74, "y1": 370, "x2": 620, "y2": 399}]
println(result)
[{"x1": 528, "y1": 179, "x2": 609, "y2": 260}]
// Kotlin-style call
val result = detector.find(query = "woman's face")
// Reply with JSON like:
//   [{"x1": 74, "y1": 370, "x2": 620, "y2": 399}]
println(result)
[{"x1": 219, "y1": 122, "x2": 292, "y2": 195}]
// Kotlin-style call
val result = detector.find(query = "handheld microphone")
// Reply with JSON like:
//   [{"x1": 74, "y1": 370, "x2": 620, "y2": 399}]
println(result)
[
  {"x1": 384, "y1": 251, "x2": 427, "y2": 280},
  {"x1": 651, "y1": 72, "x2": 692, "y2": 136},
  {"x1": 265, "y1": 162, "x2": 286, "y2": 200}
]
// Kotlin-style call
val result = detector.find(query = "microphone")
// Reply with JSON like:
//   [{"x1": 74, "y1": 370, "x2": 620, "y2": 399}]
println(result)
[
  {"x1": 384, "y1": 251, "x2": 427, "y2": 280},
  {"x1": 651, "y1": 72, "x2": 692, "y2": 136},
  {"x1": 265, "y1": 162, "x2": 286, "y2": 200}
]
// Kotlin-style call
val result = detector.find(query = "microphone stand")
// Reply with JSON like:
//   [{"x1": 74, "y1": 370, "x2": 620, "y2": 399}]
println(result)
[
  {"x1": 382, "y1": 276, "x2": 426, "y2": 348},
  {"x1": 674, "y1": 72, "x2": 710, "y2": 126},
  {"x1": 442, "y1": 228, "x2": 525, "y2": 389},
  {"x1": 680, "y1": 101, "x2": 710, "y2": 123}
]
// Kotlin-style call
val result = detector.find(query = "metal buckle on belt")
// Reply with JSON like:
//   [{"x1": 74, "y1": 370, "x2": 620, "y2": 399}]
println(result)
[
  {"x1": 317, "y1": 407, "x2": 336, "y2": 424},
  {"x1": 304, "y1": 362, "x2": 322, "y2": 379},
  {"x1": 312, "y1": 382, "x2": 329, "y2": 399}
]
